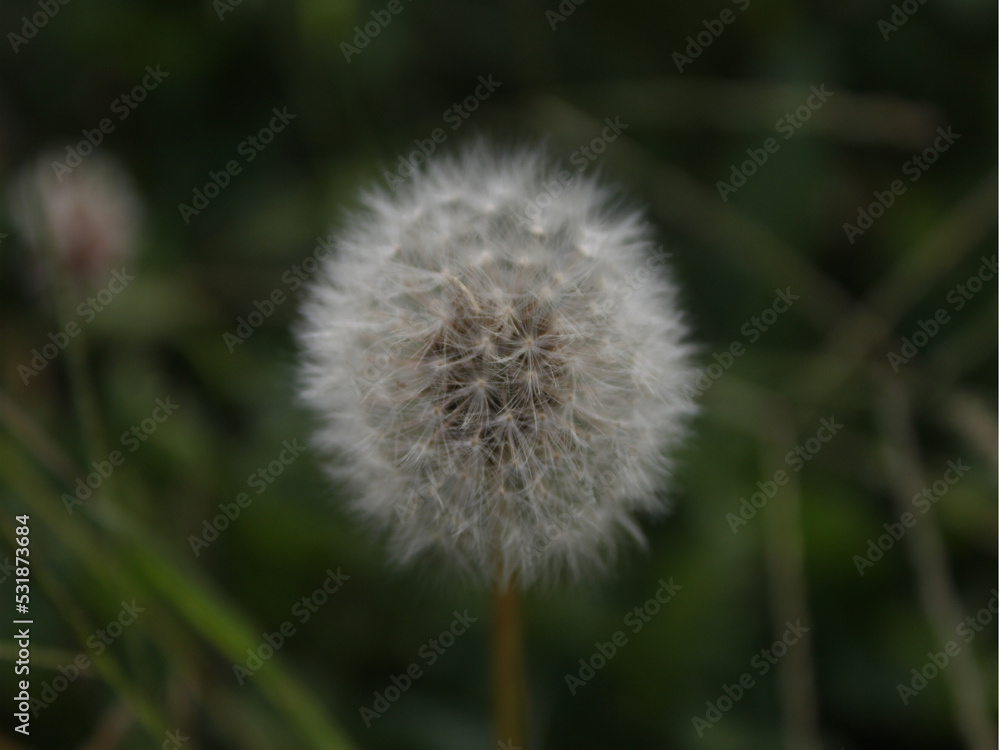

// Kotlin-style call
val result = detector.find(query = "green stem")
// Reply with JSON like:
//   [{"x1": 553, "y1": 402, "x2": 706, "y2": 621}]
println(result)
[{"x1": 491, "y1": 574, "x2": 526, "y2": 748}]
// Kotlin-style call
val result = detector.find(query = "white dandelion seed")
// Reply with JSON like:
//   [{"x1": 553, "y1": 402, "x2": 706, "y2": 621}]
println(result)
[{"x1": 297, "y1": 141, "x2": 697, "y2": 588}]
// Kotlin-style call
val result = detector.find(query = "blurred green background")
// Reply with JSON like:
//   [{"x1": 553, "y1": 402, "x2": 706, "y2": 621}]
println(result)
[{"x1": 0, "y1": 0, "x2": 997, "y2": 748}]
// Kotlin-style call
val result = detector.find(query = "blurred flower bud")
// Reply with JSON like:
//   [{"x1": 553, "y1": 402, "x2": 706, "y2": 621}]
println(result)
[{"x1": 9, "y1": 152, "x2": 141, "y2": 287}]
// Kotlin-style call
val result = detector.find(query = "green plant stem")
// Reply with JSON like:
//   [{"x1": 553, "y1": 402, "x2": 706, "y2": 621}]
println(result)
[{"x1": 491, "y1": 574, "x2": 526, "y2": 749}]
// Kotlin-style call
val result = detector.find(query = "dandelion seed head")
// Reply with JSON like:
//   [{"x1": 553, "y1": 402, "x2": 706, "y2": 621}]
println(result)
[{"x1": 298, "y1": 142, "x2": 697, "y2": 587}]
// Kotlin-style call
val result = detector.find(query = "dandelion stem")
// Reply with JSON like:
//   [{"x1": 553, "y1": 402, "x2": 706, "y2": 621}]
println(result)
[{"x1": 491, "y1": 574, "x2": 526, "y2": 748}]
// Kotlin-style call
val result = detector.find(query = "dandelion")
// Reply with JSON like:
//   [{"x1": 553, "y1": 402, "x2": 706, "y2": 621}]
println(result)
[
  {"x1": 9, "y1": 152, "x2": 140, "y2": 287},
  {"x1": 297, "y1": 141, "x2": 697, "y2": 745},
  {"x1": 7, "y1": 152, "x2": 142, "y2": 510}
]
